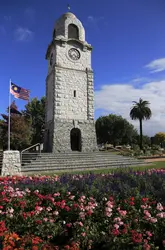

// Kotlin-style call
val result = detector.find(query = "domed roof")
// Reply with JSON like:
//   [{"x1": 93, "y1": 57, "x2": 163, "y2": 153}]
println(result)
[
  {"x1": 62, "y1": 12, "x2": 76, "y2": 18},
  {"x1": 54, "y1": 11, "x2": 85, "y2": 42}
]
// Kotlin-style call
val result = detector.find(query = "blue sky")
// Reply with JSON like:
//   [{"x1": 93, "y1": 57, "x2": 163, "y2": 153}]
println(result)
[{"x1": 0, "y1": 0, "x2": 165, "y2": 135}]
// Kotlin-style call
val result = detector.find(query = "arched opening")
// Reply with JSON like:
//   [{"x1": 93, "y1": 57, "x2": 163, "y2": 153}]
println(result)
[
  {"x1": 68, "y1": 24, "x2": 79, "y2": 39},
  {"x1": 70, "y1": 128, "x2": 81, "y2": 151}
]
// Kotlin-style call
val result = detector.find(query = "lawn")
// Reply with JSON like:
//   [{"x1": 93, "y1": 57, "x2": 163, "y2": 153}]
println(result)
[{"x1": 33, "y1": 160, "x2": 165, "y2": 176}]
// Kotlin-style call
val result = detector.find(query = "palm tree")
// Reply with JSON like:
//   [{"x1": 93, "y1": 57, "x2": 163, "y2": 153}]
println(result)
[{"x1": 130, "y1": 98, "x2": 152, "y2": 150}]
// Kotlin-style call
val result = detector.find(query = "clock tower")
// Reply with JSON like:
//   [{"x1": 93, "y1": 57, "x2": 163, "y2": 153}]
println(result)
[{"x1": 44, "y1": 11, "x2": 97, "y2": 153}]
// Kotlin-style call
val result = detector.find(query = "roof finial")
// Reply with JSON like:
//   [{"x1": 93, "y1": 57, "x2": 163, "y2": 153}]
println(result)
[{"x1": 67, "y1": 4, "x2": 71, "y2": 11}]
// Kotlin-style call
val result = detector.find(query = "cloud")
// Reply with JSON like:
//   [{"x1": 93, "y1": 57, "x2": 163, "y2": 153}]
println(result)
[
  {"x1": 95, "y1": 80, "x2": 165, "y2": 136},
  {"x1": 0, "y1": 25, "x2": 6, "y2": 36},
  {"x1": 14, "y1": 27, "x2": 33, "y2": 41},
  {"x1": 145, "y1": 58, "x2": 165, "y2": 73},
  {"x1": 87, "y1": 15, "x2": 105, "y2": 30}
]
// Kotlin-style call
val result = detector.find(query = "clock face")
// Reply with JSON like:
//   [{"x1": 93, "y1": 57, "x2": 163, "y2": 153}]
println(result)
[
  {"x1": 50, "y1": 53, "x2": 53, "y2": 66},
  {"x1": 68, "y1": 48, "x2": 80, "y2": 61}
]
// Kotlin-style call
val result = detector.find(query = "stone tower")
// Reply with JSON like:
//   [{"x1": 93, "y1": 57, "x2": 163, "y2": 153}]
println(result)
[{"x1": 44, "y1": 11, "x2": 97, "y2": 153}]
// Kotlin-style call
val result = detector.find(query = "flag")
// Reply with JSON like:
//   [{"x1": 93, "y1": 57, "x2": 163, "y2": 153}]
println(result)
[{"x1": 10, "y1": 82, "x2": 30, "y2": 101}]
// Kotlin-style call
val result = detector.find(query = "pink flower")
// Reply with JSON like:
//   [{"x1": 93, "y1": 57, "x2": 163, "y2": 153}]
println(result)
[
  {"x1": 35, "y1": 206, "x2": 43, "y2": 212},
  {"x1": 79, "y1": 212, "x2": 85, "y2": 219},
  {"x1": 69, "y1": 195, "x2": 75, "y2": 200},
  {"x1": 114, "y1": 224, "x2": 119, "y2": 229},
  {"x1": 156, "y1": 212, "x2": 165, "y2": 218},
  {"x1": 114, "y1": 217, "x2": 121, "y2": 223},
  {"x1": 79, "y1": 222, "x2": 83, "y2": 227},
  {"x1": 143, "y1": 243, "x2": 151, "y2": 250},
  {"x1": 106, "y1": 201, "x2": 114, "y2": 208},
  {"x1": 156, "y1": 203, "x2": 164, "y2": 211},
  {"x1": 149, "y1": 217, "x2": 157, "y2": 223},
  {"x1": 53, "y1": 211, "x2": 59, "y2": 216},
  {"x1": 7, "y1": 207, "x2": 14, "y2": 214},
  {"x1": 105, "y1": 207, "x2": 112, "y2": 213},
  {"x1": 81, "y1": 232, "x2": 86, "y2": 237},
  {"x1": 119, "y1": 210, "x2": 127, "y2": 216},
  {"x1": 146, "y1": 231, "x2": 152, "y2": 237},
  {"x1": 53, "y1": 192, "x2": 60, "y2": 197},
  {"x1": 105, "y1": 211, "x2": 112, "y2": 217},
  {"x1": 118, "y1": 221, "x2": 124, "y2": 226},
  {"x1": 144, "y1": 210, "x2": 151, "y2": 218},
  {"x1": 46, "y1": 207, "x2": 52, "y2": 212}
]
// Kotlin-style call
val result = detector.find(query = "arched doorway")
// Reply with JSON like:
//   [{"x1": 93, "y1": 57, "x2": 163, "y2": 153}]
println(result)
[{"x1": 70, "y1": 128, "x2": 81, "y2": 151}]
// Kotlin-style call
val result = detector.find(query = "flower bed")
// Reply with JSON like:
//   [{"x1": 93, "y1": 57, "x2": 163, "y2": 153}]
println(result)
[{"x1": 0, "y1": 169, "x2": 165, "y2": 249}]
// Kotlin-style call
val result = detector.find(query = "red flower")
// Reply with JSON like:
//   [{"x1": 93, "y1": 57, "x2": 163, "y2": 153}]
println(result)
[
  {"x1": 129, "y1": 201, "x2": 135, "y2": 206},
  {"x1": 87, "y1": 210, "x2": 92, "y2": 216},
  {"x1": 32, "y1": 236, "x2": 43, "y2": 244},
  {"x1": 32, "y1": 246, "x2": 39, "y2": 250},
  {"x1": 73, "y1": 203, "x2": 79, "y2": 209},
  {"x1": 65, "y1": 206, "x2": 71, "y2": 212},
  {"x1": 131, "y1": 230, "x2": 143, "y2": 243},
  {"x1": 142, "y1": 198, "x2": 149, "y2": 203},
  {"x1": 130, "y1": 197, "x2": 135, "y2": 201},
  {"x1": 0, "y1": 221, "x2": 7, "y2": 236},
  {"x1": 64, "y1": 245, "x2": 70, "y2": 250},
  {"x1": 112, "y1": 228, "x2": 120, "y2": 236},
  {"x1": 35, "y1": 220, "x2": 42, "y2": 225}
]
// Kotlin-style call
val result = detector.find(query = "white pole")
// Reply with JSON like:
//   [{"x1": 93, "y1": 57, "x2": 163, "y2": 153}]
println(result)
[{"x1": 8, "y1": 79, "x2": 11, "y2": 150}]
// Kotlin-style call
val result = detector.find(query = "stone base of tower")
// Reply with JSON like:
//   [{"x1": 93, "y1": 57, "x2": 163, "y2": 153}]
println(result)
[{"x1": 44, "y1": 119, "x2": 98, "y2": 153}]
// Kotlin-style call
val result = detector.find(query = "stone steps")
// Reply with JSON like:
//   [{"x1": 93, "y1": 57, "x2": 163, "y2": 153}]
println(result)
[
  {"x1": 21, "y1": 151, "x2": 151, "y2": 174},
  {"x1": 24, "y1": 155, "x2": 137, "y2": 162},
  {"x1": 23, "y1": 159, "x2": 144, "y2": 167}
]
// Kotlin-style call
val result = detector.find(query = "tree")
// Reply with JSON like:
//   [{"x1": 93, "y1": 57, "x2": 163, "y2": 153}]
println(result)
[
  {"x1": 0, "y1": 101, "x2": 32, "y2": 150},
  {"x1": 96, "y1": 114, "x2": 138, "y2": 147},
  {"x1": 154, "y1": 132, "x2": 165, "y2": 148},
  {"x1": 130, "y1": 98, "x2": 152, "y2": 150},
  {"x1": 23, "y1": 97, "x2": 46, "y2": 145}
]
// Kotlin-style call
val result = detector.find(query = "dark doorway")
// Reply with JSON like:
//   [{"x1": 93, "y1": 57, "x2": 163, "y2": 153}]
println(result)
[{"x1": 70, "y1": 128, "x2": 81, "y2": 151}]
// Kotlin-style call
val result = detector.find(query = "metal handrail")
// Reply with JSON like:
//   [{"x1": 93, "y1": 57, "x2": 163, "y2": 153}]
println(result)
[{"x1": 21, "y1": 143, "x2": 41, "y2": 163}]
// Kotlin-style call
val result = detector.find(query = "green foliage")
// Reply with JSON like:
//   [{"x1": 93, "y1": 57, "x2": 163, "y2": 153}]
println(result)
[
  {"x1": 96, "y1": 114, "x2": 138, "y2": 147},
  {"x1": 0, "y1": 101, "x2": 32, "y2": 150},
  {"x1": 23, "y1": 97, "x2": 46, "y2": 144},
  {"x1": 130, "y1": 98, "x2": 152, "y2": 150},
  {"x1": 154, "y1": 132, "x2": 165, "y2": 147}
]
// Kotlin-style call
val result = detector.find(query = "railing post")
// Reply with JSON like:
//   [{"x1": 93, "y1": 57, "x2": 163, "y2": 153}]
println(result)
[{"x1": 20, "y1": 143, "x2": 41, "y2": 165}]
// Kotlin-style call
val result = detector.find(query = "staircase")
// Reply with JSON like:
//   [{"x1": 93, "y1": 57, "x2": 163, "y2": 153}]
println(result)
[
  {"x1": 21, "y1": 151, "x2": 151, "y2": 174},
  {"x1": 0, "y1": 151, "x2": 3, "y2": 174}
]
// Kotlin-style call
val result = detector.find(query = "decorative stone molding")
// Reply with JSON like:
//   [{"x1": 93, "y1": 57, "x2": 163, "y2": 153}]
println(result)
[{"x1": 1, "y1": 151, "x2": 22, "y2": 176}]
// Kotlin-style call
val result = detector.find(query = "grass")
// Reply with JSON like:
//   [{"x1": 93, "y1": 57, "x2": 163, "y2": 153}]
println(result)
[{"x1": 28, "y1": 161, "x2": 165, "y2": 176}]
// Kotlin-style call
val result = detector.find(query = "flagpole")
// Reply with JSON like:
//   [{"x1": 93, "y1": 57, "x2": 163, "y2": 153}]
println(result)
[{"x1": 8, "y1": 79, "x2": 11, "y2": 150}]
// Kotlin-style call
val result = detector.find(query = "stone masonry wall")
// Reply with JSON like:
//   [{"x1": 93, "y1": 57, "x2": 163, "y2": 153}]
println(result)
[
  {"x1": 1, "y1": 151, "x2": 22, "y2": 176},
  {"x1": 56, "y1": 43, "x2": 91, "y2": 71},
  {"x1": 54, "y1": 66, "x2": 88, "y2": 120},
  {"x1": 52, "y1": 119, "x2": 97, "y2": 153}
]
